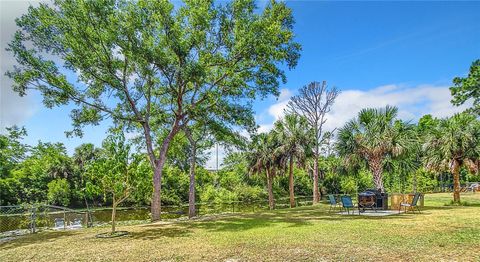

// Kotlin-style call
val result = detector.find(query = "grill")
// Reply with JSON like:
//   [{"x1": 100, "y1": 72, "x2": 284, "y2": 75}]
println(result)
[{"x1": 358, "y1": 189, "x2": 388, "y2": 211}]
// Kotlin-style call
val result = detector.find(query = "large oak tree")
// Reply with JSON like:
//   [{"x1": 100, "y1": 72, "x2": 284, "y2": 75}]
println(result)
[{"x1": 7, "y1": 0, "x2": 300, "y2": 220}]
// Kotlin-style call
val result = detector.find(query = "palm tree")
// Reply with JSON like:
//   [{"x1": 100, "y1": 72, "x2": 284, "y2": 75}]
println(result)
[
  {"x1": 423, "y1": 113, "x2": 480, "y2": 203},
  {"x1": 336, "y1": 106, "x2": 414, "y2": 192},
  {"x1": 248, "y1": 132, "x2": 281, "y2": 210},
  {"x1": 273, "y1": 114, "x2": 311, "y2": 208}
]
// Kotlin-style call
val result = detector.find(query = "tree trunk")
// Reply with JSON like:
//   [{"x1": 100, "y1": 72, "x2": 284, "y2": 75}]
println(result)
[
  {"x1": 369, "y1": 157, "x2": 385, "y2": 192},
  {"x1": 146, "y1": 118, "x2": 181, "y2": 222},
  {"x1": 266, "y1": 169, "x2": 274, "y2": 210},
  {"x1": 313, "y1": 156, "x2": 320, "y2": 204},
  {"x1": 151, "y1": 131, "x2": 177, "y2": 221},
  {"x1": 188, "y1": 144, "x2": 197, "y2": 218},
  {"x1": 451, "y1": 159, "x2": 461, "y2": 203},
  {"x1": 289, "y1": 157, "x2": 295, "y2": 208},
  {"x1": 151, "y1": 163, "x2": 163, "y2": 221},
  {"x1": 111, "y1": 198, "x2": 117, "y2": 234}
]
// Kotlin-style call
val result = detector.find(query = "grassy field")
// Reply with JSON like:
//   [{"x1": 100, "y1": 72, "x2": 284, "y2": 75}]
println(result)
[{"x1": 1, "y1": 193, "x2": 480, "y2": 262}]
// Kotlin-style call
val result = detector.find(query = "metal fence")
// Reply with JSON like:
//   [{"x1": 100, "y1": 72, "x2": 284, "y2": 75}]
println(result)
[
  {"x1": 421, "y1": 182, "x2": 480, "y2": 193},
  {"x1": 0, "y1": 204, "x2": 90, "y2": 238}
]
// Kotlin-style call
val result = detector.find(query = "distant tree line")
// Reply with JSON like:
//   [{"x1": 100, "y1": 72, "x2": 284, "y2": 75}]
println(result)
[{"x1": 2, "y1": 107, "x2": 479, "y2": 211}]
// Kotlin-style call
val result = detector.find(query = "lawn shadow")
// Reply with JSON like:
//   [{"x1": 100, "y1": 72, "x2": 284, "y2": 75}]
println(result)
[
  {"x1": 0, "y1": 230, "x2": 78, "y2": 249},
  {"x1": 2, "y1": 203, "x2": 464, "y2": 245},
  {"x1": 111, "y1": 208, "x2": 415, "y2": 242},
  {"x1": 130, "y1": 225, "x2": 191, "y2": 240}
]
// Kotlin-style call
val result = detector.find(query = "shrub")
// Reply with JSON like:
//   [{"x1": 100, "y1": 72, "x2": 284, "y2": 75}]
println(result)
[{"x1": 47, "y1": 179, "x2": 70, "y2": 206}]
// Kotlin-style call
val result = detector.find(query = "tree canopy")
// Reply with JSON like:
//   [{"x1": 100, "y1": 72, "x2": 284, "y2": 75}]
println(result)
[
  {"x1": 450, "y1": 59, "x2": 480, "y2": 115},
  {"x1": 336, "y1": 106, "x2": 415, "y2": 192}
]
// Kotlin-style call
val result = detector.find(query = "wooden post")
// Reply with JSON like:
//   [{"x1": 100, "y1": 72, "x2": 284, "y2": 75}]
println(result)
[{"x1": 63, "y1": 209, "x2": 66, "y2": 230}]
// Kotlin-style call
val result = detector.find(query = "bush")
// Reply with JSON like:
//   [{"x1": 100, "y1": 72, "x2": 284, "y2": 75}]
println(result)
[
  {"x1": 199, "y1": 184, "x2": 237, "y2": 203},
  {"x1": 235, "y1": 184, "x2": 266, "y2": 202},
  {"x1": 47, "y1": 179, "x2": 70, "y2": 206},
  {"x1": 340, "y1": 176, "x2": 357, "y2": 194}
]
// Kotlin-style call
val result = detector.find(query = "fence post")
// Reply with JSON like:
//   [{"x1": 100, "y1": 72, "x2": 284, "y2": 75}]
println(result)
[
  {"x1": 30, "y1": 205, "x2": 36, "y2": 234},
  {"x1": 63, "y1": 209, "x2": 67, "y2": 230}
]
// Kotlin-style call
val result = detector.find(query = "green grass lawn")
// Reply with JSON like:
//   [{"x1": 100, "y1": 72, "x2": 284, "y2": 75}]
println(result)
[{"x1": 1, "y1": 193, "x2": 480, "y2": 261}]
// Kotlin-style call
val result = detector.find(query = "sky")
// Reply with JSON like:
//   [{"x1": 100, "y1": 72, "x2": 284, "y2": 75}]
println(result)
[{"x1": 1, "y1": 0, "x2": 479, "y2": 169}]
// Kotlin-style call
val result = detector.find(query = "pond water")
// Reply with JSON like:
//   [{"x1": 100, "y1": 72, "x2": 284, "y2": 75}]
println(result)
[{"x1": 0, "y1": 198, "x2": 313, "y2": 234}]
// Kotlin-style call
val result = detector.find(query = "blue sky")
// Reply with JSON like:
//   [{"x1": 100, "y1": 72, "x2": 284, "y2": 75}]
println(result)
[{"x1": 1, "y1": 1, "x2": 480, "y2": 168}]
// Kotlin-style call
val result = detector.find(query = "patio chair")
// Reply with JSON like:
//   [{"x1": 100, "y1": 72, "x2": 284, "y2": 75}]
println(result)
[
  {"x1": 54, "y1": 218, "x2": 65, "y2": 229},
  {"x1": 70, "y1": 218, "x2": 83, "y2": 228},
  {"x1": 399, "y1": 193, "x2": 422, "y2": 214},
  {"x1": 340, "y1": 195, "x2": 357, "y2": 215},
  {"x1": 328, "y1": 194, "x2": 341, "y2": 213}
]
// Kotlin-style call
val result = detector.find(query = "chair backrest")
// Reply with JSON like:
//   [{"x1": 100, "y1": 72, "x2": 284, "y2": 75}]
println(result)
[
  {"x1": 328, "y1": 194, "x2": 336, "y2": 205},
  {"x1": 411, "y1": 193, "x2": 421, "y2": 206},
  {"x1": 54, "y1": 218, "x2": 65, "y2": 228},
  {"x1": 341, "y1": 195, "x2": 354, "y2": 208}
]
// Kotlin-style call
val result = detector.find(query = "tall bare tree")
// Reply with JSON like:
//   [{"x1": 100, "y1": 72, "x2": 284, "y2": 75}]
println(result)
[{"x1": 287, "y1": 81, "x2": 339, "y2": 203}]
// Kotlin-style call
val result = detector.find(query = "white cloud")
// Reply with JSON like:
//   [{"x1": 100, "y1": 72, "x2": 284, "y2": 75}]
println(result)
[
  {"x1": 1, "y1": 0, "x2": 42, "y2": 133},
  {"x1": 323, "y1": 84, "x2": 468, "y2": 131},
  {"x1": 262, "y1": 84, "x2": 469, "y2": 134},
  {"x1": 257, "y1": 124, "x2": 274, "y2": 133},
  {"x1": 267, "y1": 88, "x2": 293, "y2": 122},
  {"x1": 0, "y1": 86, "x2": 37, "y2": 132},
  {"x1": 204, "y1": 144, "x2": 225, "y2": 170}
]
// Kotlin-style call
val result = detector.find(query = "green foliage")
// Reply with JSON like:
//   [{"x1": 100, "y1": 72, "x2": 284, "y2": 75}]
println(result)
[
  {"x1": 423, "y1": 112, "x2": 480, "y2": 202},
  {"x1": 423, "y1": 112, "x2": 480, "y2": 173},
  {"x1": 339, "y1": 176, "x2": 356, "y2": 194},
  {"x1": 85, "y1": 134, "x2": 149, "y2": 207},
  {"x1": 409, "y1": 168, "x2": 438, "y2": 193},
  {"x1": 355, "y1": 169, "x2": 375, "y2": 191},
  {"x1": 336, "y1": 106, "x2": 416, "y2": 191},
  {"x1": 450, "y1": 59, "x2": 480, "y2": 115},
  {"x1": 0, "y1": 126, "x2": 28, "y2": 205},
  {"x1": 47, "y1": 179, "x2": 71, "y2": 206},
  {"x1": 273, "y1": 113, "x2": 312, "y2": 166},
  {"x1": 292, "y1": 168, "x2": 313, "y2": 197},
  {"x1": 8, "y1": 0, "x2": 300, "y2": 134},
  {"x1": 0, "y1": 126, "x2": 28, "y2": 179},
  {"x1": 161, "y1": 165, "x2": 189, "y2": 205}
]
